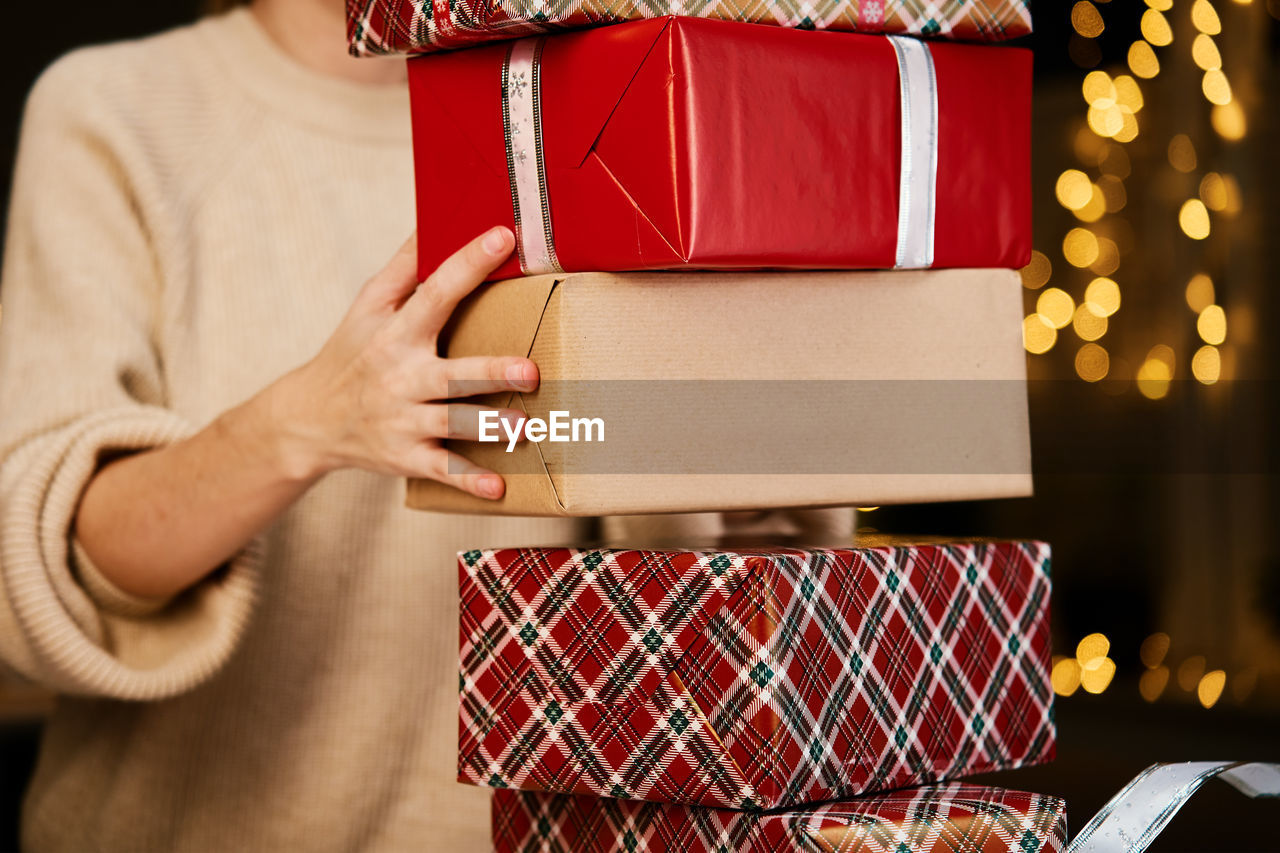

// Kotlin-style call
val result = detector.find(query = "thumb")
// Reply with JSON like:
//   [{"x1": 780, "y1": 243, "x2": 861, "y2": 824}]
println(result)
[{"x1": 353, "y1": 233, "x2": 420, "y2": 314}]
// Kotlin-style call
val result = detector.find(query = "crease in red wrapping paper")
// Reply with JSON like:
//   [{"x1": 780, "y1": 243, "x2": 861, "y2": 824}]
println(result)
[{"x1": 407, "y1": 17, "x2": 1031, "y2": 280}]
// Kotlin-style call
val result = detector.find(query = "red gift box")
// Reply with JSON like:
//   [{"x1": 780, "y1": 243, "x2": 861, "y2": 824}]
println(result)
[
  {"x1": 492, "y1": 783, "x2": 1069, "y2": 853},
  {"x1": 408, "y1": 17, "x2": 1031, "y2": 281},
  {"x1": 459, "y1": 539, "x2": 1055, "y2": 809}
]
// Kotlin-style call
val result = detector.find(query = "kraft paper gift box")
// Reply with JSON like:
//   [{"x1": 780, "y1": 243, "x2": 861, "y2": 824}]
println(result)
[
  {"x1": 406, "y1": 268, "x2": 1032, "y2": 516},
  {"x1": 404, "y1": 17, "x2": 1031, "y2": 279},
  {"x1": 347, "y1": 0, "x2": 1033, "y2": 56},
  {"x1": 458, "y1": 539, "x2": 1055, "y2": 809},
  {"x1": 491, "y1": 783, "x2": 1068, "y2": 853}
]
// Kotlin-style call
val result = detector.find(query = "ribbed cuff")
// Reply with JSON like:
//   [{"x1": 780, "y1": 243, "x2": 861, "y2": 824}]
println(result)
[{"x1": 1, "y1": 406, "x2": 262, "y2": 700}]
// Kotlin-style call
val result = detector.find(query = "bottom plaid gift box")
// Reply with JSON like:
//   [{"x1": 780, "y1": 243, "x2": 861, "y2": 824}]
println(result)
[{"x1": 492, "y1": 783, "x2": 1067, "y2": 853}]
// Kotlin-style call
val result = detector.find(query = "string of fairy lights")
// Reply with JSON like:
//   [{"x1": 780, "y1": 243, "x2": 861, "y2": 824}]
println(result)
[
  {"x1": 1018, "y1": 1, "x2": 1268, "y2": 708},
  {"x1": 1020, "y1": 0, "x2": 1252, "y2": 400}
]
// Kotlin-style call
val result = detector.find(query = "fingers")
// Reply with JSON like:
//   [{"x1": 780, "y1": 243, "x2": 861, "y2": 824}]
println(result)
[
  {"x1": 354, "y1": 232, "x2": 421, "y2": 313},
  {"x1": 419, "y1": 404, "x2": 527, "y2": 443},
  {"x1": 396, "y1": 227, "x2": 514, "y2": 336},
  {"x1": 428, "y1": 355, "x2": 539, "y2": 401},
  {"x1": 408, "y1": 446, "x2": 507, "y2": 500}
]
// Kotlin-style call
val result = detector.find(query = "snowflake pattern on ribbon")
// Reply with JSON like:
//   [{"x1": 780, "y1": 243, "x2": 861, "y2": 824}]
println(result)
[
  {"x1": 345, "y1": 0, "x2": 1031, "y2": 56},
  {"x1": 492, "y1": 782, "x2": 1069, "y2": 853},
  {"x1": 458, "y1": 542, "x2": 1055, "y2": 809}
]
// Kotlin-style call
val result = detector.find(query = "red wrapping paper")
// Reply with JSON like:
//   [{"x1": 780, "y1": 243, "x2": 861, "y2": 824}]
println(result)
[
  {"x1": 408, "y1": 17, "x2": 1031, "y2": 281},
  {"x1": 492, "y1": 783, "x2": 1069, "y2": 853},
  {"x1": 459, "y1": 541, "x2": 1055, "y2": 809}
]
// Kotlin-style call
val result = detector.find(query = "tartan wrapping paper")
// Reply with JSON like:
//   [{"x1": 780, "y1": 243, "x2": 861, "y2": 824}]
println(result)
[
  {"x1": 346, "y1": 0, "x2": 1031, "y2": 56},
  {"x1": 492, "y1": 783, "x2": 1069, "y2": 853},
  {"x1": 459, "y1": 542, "x2": 1055, "y2": 809}
]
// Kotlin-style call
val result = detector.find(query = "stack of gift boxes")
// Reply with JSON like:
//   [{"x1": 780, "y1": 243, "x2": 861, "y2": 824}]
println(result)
[{"x1": 347, "y1": 1, "x2": 1065, "y2": 850}]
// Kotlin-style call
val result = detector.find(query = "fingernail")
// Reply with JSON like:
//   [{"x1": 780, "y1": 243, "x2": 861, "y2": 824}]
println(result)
[
  {"x1": 506, "y1": 362, "x2": 535, "y2": 390},
  {"x1": 479, "y1": 475, "x2": 504, "y2": 499},
  {"x1": 482, "y1": 227, "x2": 509, "y2": 256}
]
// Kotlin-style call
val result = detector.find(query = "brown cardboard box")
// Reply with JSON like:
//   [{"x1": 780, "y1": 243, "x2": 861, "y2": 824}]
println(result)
[{"x1": 407, "y1": 269, "x2": 1032, "y2": 515}]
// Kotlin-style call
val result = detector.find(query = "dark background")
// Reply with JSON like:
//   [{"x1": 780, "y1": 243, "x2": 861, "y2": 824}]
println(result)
[{"x1": 2, "y1": 2, "x2": 1278, "y2": 851}]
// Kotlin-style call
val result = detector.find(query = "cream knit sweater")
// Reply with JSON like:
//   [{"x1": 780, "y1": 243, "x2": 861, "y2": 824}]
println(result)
[{"x1": 0, "y1": 9, "x2": 850, "y2": 851}]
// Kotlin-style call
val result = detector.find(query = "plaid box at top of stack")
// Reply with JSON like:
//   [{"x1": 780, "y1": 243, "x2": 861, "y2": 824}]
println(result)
[
  {"x1": 493, "y1": 784, "x2": 1068, "y2": 853},
  {"x1": 459, "y1": 538, "x2": 1054, "y2": 810},
  {"x1": 404, "y1": 17, "x2": 1031, "y2": 281},
  {"x1": 346, "y1": 0, "x2": 1032, "y2": 57}
]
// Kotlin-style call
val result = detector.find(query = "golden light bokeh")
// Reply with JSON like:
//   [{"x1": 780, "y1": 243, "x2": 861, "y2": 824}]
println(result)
[
  {"x1": 1127, "y1": 40, "x2": 1160, "y2": 78},
  {"x1": 1197, "y1": 304, "x2": 1227, "y2": 345},
  {"x1": 1179, "y1": 199, "x2": 1211, "y2": 239},
  {"x1": 1081, "y1": 657, "x2": 1117, "y2": 694},
  {"x1": 1199, "y1": 172, "x2": 1229, "y2": 210},
  {"x1": 1140, "y1": 8, "x2": 1174, "y2": 45},
  {"x1": 1052, "y1": 657, "x2": 1082, "y2": 697},
  {"x1": 1055, "y1": 169, "x2": 1094, "y2": 210},
  {"x1": 1072, "y1": 1, "x2": 1106, "y2": 37},
  {"x1": 1087, "y1": 102, "x2": 1125, "y2": 137},
  {"x1": 1020, "y1": 250, "x2": 1053, "y2": 290},
  {"x1": 1082, "y1": 70, "x2": 1115, "y2": 105},
  {"x1": 1089, "y1": 237, "x2": 1120, "y2": 276},
  {"x1": 1085, "y1": 277, "x2": 1121, "y2": 316},
  {"x1": 1144, "y1": 0, "x2": 1173, "y2": 9},
  {"x1": 1023, "y1": 314, "x2": 1057, "y2": 355},
  {"x1": 1192, "y1": 33, "x2": 1222, "y2": 70},
  {"x1": 1073, "y1": 303, "x2": 1108, "y2": 341},
  {"x1": 1192, "y1": 345, "x2": 1221, "y2": 384},
  {"x1": 1192, "y1": 0, "x2": 1223, "y2": 34},
  {"x1": 1063, "y1": 228, "x2": 1100, "y2": 267},
  {"x1": 1140, "y1": 632, "x2": 1171, "y2": 668},
  {"x1": 1098, "y1": 175, "x2": 1126, "y2": 212},
  {"x1": 1202, "y1": 69, "x2": 1233, "y2": 105},
  {"x1": 1167, "y1": 134, "x2": 1197, "y2": 172},
  {"x1": 1037, "y1": 288, "x2": 1076, "y2": 329},
  {"x1": 1112, "y1": 75, "x2": 1144, "y2": 112},
  {"x1": 1149, "y1": 344, "x2": 1176, "y2": 370},
  {"x1": 1074, "y1": 184, "x2": 1107, "y2": 222},
  {"x1": 1219, "y1": 173, "x2": 1243, "y2": 213},
  {"x1": 1178, "y1": 655, "x2": 1207, "y2": 691},
  {"x1": 1185, "y1": 273, "x2": 1216, "y2": 312},
  {"x1": 1076, "y1": 633, "x2": 1110, "y2": 666},
  {"x1": 1212, "y1": 101, "x2": 1247, "y2": 140},
  {"x1": 1140, "y1": 666, "x2": 1170, "y2": 702},
  {"x1": 1137, "y1": 356, "x2": 1173, "y2": 400},
  {"x1": 1198, "y1": 670, "x2": 1227, "y2": 708},
  {"x1": 1075, "y1": 343, "x2": 1110, "y2": 382},
  {"x1": 1113, "y1": 108, "x2": 1140, "y2": 143}
]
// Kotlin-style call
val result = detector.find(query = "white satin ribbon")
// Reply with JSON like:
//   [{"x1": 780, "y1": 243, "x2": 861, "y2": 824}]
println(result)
[
  {"x1": 1068, "y1": 761, "x2": 1280, "y2": 853},
  {"x1": 502, "y1": 37, "x2": 562, "y2": 276},
  {"x1": 887, "y1": 35, "x2": 938, "y2": 270}
]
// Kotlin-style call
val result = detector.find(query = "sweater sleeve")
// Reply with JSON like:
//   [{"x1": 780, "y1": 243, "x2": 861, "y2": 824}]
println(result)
[{"x1": 0, "y1": 54, "x2": 261, "y2": 700}]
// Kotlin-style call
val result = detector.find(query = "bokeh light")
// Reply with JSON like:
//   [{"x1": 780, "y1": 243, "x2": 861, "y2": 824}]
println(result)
[
  {"x1": 1197, "y1": 304, "x2": 1227, "y2": 344},
  {"x1": 1023, "y1": 314, "x2": 1057, "y2": 355},
  {"x1": 1085, "y1": 277, "x2": 1121, "y2": 316},
  {"x1": 1198, "y1": 670, "x2": 1227, "y2": 708},
  {"x1": 1179, "y1": 199, "x2": 1211, "y2": 239},
  {"x1": 1140, "y1": 632, "x2": 1171, "y2": 668},
  {"x1": 1075, "y1": 343, "x2": 1110, "y2": 382},
  {"x1": 1192, "y1": 345, "x2": 1221, "y2": 384},
  {"x1": 1063, "y1": 228, "x2": 1100, "y2": 267},
  {"x1": 1020, "y1": 250, "x2": 1052, "y2": 290},
  {"x1": 1185, "y1": 273, "x2": 1215, "y2": 312},
  {"x1": 1128, "y1": 41, "x2": 1160, "y2": 78},
  {"x1": 1037, "y1": 288, "x2": 1076, "y2": 329}
]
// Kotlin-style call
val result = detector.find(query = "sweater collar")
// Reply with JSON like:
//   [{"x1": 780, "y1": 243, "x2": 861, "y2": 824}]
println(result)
[{"x1": 200, "y1": 8, "x2": 411, "y2": 143}]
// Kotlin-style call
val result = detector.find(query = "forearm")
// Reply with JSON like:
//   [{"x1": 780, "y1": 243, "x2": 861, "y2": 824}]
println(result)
[{"x1": 75, "y1": 378, "x2": 319, "y2": 600}]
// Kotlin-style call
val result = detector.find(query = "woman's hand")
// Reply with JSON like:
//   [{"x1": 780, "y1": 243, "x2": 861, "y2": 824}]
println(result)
[{"x1": 268, "y1": 227, "x2": 533, "y2": 500}]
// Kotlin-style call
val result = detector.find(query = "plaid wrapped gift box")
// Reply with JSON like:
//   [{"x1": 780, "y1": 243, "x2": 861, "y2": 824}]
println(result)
[
  {"x1": 347, "y1": 0, "x2": 1031, "y2": 57},
  {"x1": 492, "y1": 783, "x2": 1068, "y2": 852},
  {"x1": 459, "y1": 539, "x2": 1055, "y2": 809}
]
